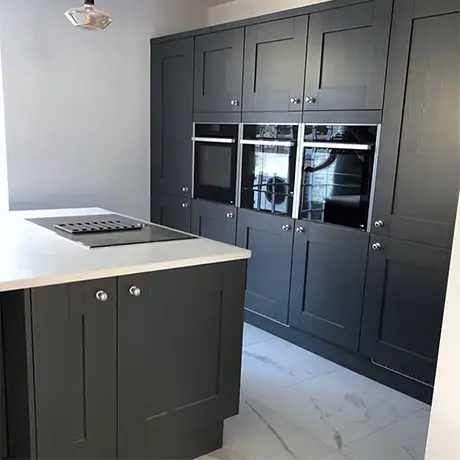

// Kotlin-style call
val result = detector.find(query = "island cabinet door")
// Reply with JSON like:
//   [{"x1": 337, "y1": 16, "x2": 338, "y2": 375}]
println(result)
[
  {"x1": 30, "y1": 279, "x2": 117, "y2": 459},
  {"x1": 117, "y1": 261, "x2": 246, "y2": 460}
]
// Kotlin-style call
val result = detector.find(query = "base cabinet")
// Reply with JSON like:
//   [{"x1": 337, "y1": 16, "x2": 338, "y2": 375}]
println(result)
[
  {"x1": 151, "y1": 192, "x2": 191, "y2": 233},
  {"x1": 289, "y1": 222, "x2": 369, "y2": 352}
]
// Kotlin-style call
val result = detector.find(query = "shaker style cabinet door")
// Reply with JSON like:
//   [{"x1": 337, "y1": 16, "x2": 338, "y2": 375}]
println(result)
[
  {"x1": 151, "y1": 38, "x2": 194, "y2": 197},
  {"x1": 304, "y1": 0, "x2": 392, "y2": 111},
  {"x1": 237, "y1": 209, "x2": 294, "y2": 324},
  {"x1": 191, "y1": 199, "x2": 237, "y2": 245},
  {"x1": 151, "y1": 192, "x2": 191, "y2": 233},
  {"x1": 118, "y1": 263, "x2": 246, "y2": 459},
  {"x1": 30, "y1": 280, "x2": 117, "y2": 459},
  {"x1": 360, "y1": 237, "x2": 451, "y2": 386},
  {"x1": 243, "y1": 16, "x2": 309, "y2": 112},
  {"x1": 194, "y1": 28, "x2": 244, "y2": 113},
  {"x1": 371, "y1": 0, "x2": 460, "y2": 248},
  {"x1": 289, "y1": 222, "x2": 369, "y2": 352}
]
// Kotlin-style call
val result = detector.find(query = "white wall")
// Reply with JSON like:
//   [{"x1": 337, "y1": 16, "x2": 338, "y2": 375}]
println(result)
[
  {"x1": 425, "y1": 195, "x2": 460, "y2": 459},
  {"x1": 0, "y1": 0, "x2": 210, "y2": 219},
  {"x1": 0, "y1": 43, "x2": 8, "y2": 212},
  {"x1": 207, "y1": 0, "x2": 332, "y2": 26}
]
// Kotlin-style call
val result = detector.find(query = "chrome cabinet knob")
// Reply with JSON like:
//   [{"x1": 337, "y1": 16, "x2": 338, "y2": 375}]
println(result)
[
  {"x1": 129, "y1": 286, "x2": 142, "y2": 297},
  {"x1": 374, "y1": 220, "x2": 385, "y2": 228},
  {"x1": 296, "y1": 227, "x2": 305, "y2": 234},
  {"x1": 282, "y1": 225, "x2": 292, "y2": 231},
  {"x1": 96, "y1": 290, "x2": 109, "y2": 302},
  {"x1": 182, "y1": 202, "x2": 189, "y2": 209},
  {"x1": 290, "y1": 97, "x2": 301, "y2": 104},
  {"x1": 305, "y1": 96, "x2": 317, "y2": 104},
  {"x1": 226, "y1": 212, "x2": 235, "y2": 219},
  {"x1": 372, "y1": 243, "x2": 383, "y2": 251},
  {"x1": 182, "y1": 186, "x2": 189, "y2": 193},
  {"x1": 231, "y1": 100, "x2": 240, "y2": 106}
]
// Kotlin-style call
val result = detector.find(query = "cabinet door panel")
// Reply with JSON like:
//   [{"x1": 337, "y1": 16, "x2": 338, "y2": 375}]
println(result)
[
  {"x1": 151, "y1": 192, "x2": 191, "y2": 232},
  {"x1": 360, "y1": 237, "x2": 451, "y2": 385},
  {"x1": 243, "y1": 16, "x2": 308, "y2": 112},
  {"x1": 191, "y1": 199, "x2": 237, "y2": 245},
  {"x1": 151, "y1": 38, "x2": 193, "y2": 197},
  {"x1": 371, "y1": 2, "x2": 460, "y2": 248},
  {"x1": 290, "y1": 223, "x2": 369, "y2": 352},
  {"x1": 118, "y1": 262, "x2": 246, "y2": 458},
  {"x1": 194, "y1": 29, "x2": 244, "y2": 113},
  {"x1": 304, "y1": 0, "x2": 392, "y2": 110},
  {"x1": 31, "y1": 279, "x2": 117, "y2": 459},
  {"x1": 237, "y1": 210, "x2": 294, "y2": 324}
]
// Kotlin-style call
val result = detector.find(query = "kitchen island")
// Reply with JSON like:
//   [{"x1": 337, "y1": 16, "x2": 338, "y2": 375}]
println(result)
[{"x1": 0, "y1": 208, "x2": 250, "y2": 460}]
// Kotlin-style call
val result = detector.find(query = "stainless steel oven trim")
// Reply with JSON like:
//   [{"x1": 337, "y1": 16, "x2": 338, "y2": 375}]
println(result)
[
  {"x1": 367, "y1": 124, "x2": 382, "y2": 233},
  {"x1": 303, "y1": 142, "x2": 373, "y2": 151},
  {"x1": 292, "y1": 123, "x2": 305, "y2": 220},
  {"x1": 235, "y1": 123, "x2": 244, "y2": 208},
  {"x1": 303, "y1": 123, "x2": 379, "y2": 127},
  {"x1": 240, "y1": 139, "x2": 295, "y2": 147},
  {"x1": 191, "y1": 123, "x2": 196, "y2": 199},
  {"x1": 192, "y1": 137, "x2": 236, "y2": 144}
]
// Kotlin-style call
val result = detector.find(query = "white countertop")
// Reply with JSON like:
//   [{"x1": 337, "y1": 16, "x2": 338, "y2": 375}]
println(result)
[{"x1": 0, "y1": 208, "x2": 251, "y2": 293}]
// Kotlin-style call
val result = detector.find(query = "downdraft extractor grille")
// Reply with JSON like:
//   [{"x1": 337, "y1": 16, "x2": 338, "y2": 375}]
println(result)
[{"x1": 54, "y1": 219, "x2": 144, "y2": 235}]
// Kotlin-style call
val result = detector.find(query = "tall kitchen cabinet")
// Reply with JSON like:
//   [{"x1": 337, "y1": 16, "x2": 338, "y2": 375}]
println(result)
[{"x1": 361, "y1": 0, "x2": 460, "y2": 385}]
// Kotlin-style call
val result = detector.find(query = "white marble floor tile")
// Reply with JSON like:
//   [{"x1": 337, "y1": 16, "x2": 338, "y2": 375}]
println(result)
[
  {"x1": 256, "y1": 367, "x2": 427, "y2": 450},
  {"x1": 241, "y1": 337, "x2": 340, "y2": 398},
  {"x1": 320, "y1": 451, "x2": 352, "y2": 460},
  {"x1": 197, "y1": 396, "x2": 335, "y2": 460},
  {"x1": 242, "y1": 323, "x2": 277, "y2": 347},
  {"x1": 342, "y1": 408, "x2": 431, "y2": 460}
]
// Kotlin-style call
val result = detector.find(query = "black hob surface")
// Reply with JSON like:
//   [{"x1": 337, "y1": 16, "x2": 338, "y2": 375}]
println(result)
[{"x1": 27, "y1": 214, "x2": 195, "y2": 248}]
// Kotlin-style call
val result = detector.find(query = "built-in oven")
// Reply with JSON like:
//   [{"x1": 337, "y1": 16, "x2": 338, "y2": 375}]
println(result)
[
  {"x1": 192, "y1": 123, "x2": 239, "y2": 205},
  {"x1": 240, "y1": 124, "x2": 299, "y2": 216},
  {"x1": 294, "y1": 124, "x2": 380, "y2": 231}
]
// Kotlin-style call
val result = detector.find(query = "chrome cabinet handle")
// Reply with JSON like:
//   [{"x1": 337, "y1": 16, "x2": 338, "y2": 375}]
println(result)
[
  {"x1": 182, "y1": 202, "x2": 189, "y2": 209},
  {"x1": 374, "y1": 220, "x2": 385, "y2": 228},
  {"x1": 231, "y1": 100, "x2": 240, "y2": 106},
  {"x1": 305, "y1": 96, "x2": 317, "y2": 104},
  {"x1": 129, "y1": 286, "x2": 142, "y2": 297},
  {"x1": 96, "y1": 290, "x2": 109, "y2": 302},
  {"x1": 372, "y1": 243, "x2": 383, "y2": 251},
  {"x1": 182, "y1": 186, "x2": 189, "y2": 193},
  {"x1": 282, "y1": 225, "x2": 292, "y2": 231},
  {"x1": 296, "y1": 227, "x2": 305, "y2": 233},
  {"x1": 290, "y1": 97, "x2": 301, "y2": 104},
  {"x1": 226, "y1": 213, "x2": 235, "y2": 219}
]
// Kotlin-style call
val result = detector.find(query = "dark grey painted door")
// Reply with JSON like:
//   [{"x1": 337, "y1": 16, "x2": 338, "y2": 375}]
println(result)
[
  {"x1": 237, "y1": 209, "x2": 294, "y2": 324},
  {"x1": 194, "y1": 28, "x2": 244, "y2": 113},
  {"x1": 31, "y1": 279, "x2": 117, "y2": 459},
  {"x1": 371, "y1": 1, "x2": 460, "y2": 248},
  {"x1": 289, "y1": 222, "x2": 369, "y2": 352},
  {"x1": 304, "y1": 0, "x2": 392, "y2": 111},
  {"x1": 243, "y1": 16, "x2": 308, "y2": 112},
  {"x1": 191, "y1": 199, "x2": 237, "y2": 245},
  {"x1": 151, "y1": 38, "x2": 193, "y2": 197},
  {"x1": 118, "y1": 262, "x2": 246, "y2": 459},
  {"x1": 151, "y1": 191, "x2": 191, "y2": 232},
  {"x1": 360, "y1": 237, "x2": 451, "y2": 385}
]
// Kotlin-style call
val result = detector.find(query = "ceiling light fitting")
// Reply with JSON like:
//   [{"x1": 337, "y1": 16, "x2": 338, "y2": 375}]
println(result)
[{"x1": 65, "y1": 0, "x2": 113, "y2": 31}]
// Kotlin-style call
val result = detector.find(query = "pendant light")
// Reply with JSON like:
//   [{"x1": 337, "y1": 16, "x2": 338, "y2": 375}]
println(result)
[{"x1": 65, "y1": 0, "x2": 113, "y2": 31}]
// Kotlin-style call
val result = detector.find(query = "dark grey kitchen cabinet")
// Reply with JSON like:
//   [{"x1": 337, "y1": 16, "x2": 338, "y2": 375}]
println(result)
[
  {"x1": 191, "y1": 199, "x2": 237, "y2": 245},
  {"x1": 194, "y1": 28, "x2": 244, "y2": 113},
  {"x1": 151, "y1": 38, "x2": 194, "y2": 198},
  {"x1": 304, "y1": 0, "x2": 392, "y2": 111},
  {"x1": 237, "y1": 209, "x2": 294, "y2": 324},
  {"x1": 118, "y1": 262, "x2": 246, "y2": 459},
  {"x1": 243, "y1": 16, "x2": 309, "y2": 112},
  {"x1": 360, "y1": 237, "x2": 451, "y2": 385},
  {"x1": 289, "y1": 222, "x2": 369, "y2": 352},
  {"x1": 2, "y1": 279, "x2": 117, "y2": 459},
  {"x1": 151, "y1": 191, "x2": 191, "y2": 233},
  {"x1": 371, "y1": 0, "x2": 460, "y2": 248}
]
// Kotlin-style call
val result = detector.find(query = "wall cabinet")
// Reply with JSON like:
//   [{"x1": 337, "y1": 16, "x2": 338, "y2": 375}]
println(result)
[
  {"x1": 151, "y1": 192, "x2": 191, "y2": 233},
  {"x1": 289, "y1": 223, "x2": 369, "y2": 353},
  {"x1": 304, "y1": 0, "x2": 392, "y2": 111},
  {"x1": 360, "y1": 237, "x2": 451, "y2": 385},
  {"x1": 371, "y1": 0, "x2": 460, "y2": 248},
  {"x1": 191, "y1": 200, "x2": 237, "y2": 245},
  {"x1": 151, "y1": 38, "x2": 194, "y2": 198},
  {"x1": 243, "y1": 16, "x2": 309, "y2": 112},
  {"x1": 237, "y1": 209, "x2": 294, "y2": 324},
  {"x1": 194, "y1": 28, "x2": 244, "y2": 113}
]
